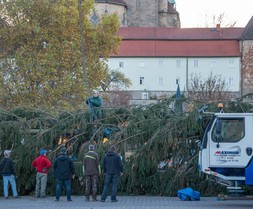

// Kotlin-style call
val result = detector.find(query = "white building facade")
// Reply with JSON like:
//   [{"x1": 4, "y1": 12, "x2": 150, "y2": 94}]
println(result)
[
  {"x1": 107, "y1": 57, "x2": 240, "y2": 93},
  {"x1": 104, "y1": 26, "x2": 249, "y2": 102}
]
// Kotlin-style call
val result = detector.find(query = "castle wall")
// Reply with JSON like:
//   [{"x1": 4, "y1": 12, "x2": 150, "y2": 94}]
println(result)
[
  {"x1": 158, "y1": 0, "x2": 168, "y2": 13},
  {"x1": 159, "y1": 13, "x2": 180, "y2": 28},
  {"x1": 95, "y1": 0, "x2": 181, "y2": 28},
  {"x1": 241, "y1": 40, "x2": 253, "y2": 95},
  {"x1": 95, "y1": 3, "x2": 127, "y2": 27},
  {"x1": 124, "y1": 0, "x2": 159, "y2": 27}
]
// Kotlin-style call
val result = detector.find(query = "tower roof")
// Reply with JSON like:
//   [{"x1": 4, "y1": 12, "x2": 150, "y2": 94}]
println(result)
[{"x1": 240, "y1": 16, "x2": 253, "y2": 40}]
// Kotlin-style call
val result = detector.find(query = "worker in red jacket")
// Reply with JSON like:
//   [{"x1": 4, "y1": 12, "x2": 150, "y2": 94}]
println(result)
[{"x1": 32, "y1": 150, "x2": 52, "y2": 198}]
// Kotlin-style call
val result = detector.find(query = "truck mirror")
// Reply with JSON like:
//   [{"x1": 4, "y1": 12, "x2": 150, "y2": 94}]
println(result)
[
  {"x1": 216, "y1": 120, "x2": 222, "y2": 135},
  {"x1": 196, "y1": 140, "x2": 201, "y2": 149},
  {"x1": 215, "y1": 119, "x2": 222, "y2": 147}
]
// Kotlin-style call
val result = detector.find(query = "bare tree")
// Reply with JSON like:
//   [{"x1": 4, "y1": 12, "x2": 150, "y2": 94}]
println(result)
[
  {"x1": 188, "y1": 73, "x2": 229, "y2": 102},
  {"x1": 204, "y1": 12, "x2": 237, "y2": 27},
  {"x1": 102, "y1": 91, "x2": 131, "y2": 107},
  {"x1": 99, "y1": 69, "x2": 132, "y2": 107}
]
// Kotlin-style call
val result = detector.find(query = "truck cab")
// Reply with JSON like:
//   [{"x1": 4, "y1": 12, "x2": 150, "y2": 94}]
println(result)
[{"x1": 198, "y1": 113, "x2": 253, "y2": 188}]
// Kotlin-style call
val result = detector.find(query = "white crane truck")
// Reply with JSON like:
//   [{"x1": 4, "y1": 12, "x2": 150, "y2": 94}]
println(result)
[{"x1": 198, "y1": 112, "x2": 253, "y2": 192}]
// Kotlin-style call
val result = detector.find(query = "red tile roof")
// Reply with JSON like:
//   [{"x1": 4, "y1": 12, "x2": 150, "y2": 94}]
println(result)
[
  {"x1": 112, "y1": 27, "x2": 244, "y2": 57},
  {"x1": 115, "y1": 40, "x2": 241, "y2": 57},
  {"x1": 118, "y1": 27, "x2": 244, "y2": 40}
]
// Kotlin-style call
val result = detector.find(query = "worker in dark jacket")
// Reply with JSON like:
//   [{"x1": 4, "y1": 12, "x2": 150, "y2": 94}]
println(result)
[
  {"x1": 100, "y1": 145, "x2": 123, "y2": 202},
  {"x1": 86, "y1": 90, "x2": 102, "y2": 121},
  {"x1": 0, "y1": 150, "x2": 20, "y2": 199},
  {"x1": 53, "y1": 147, "x2": 75, "y2": 202},
  {"x1": 83, "y1": 144, "x2": 100, "y2": 201}
]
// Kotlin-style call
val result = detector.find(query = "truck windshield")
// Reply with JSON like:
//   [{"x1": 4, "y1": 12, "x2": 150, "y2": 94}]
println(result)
[{"x1": 211, "y1": 118, "x2": 245, "y2": 143}]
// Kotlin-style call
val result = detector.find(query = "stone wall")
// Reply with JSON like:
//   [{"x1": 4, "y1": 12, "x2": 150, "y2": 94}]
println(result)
[
  {"x1": 95, "y1": 0, "x2": 180, "y2": 28},
  {"x1": 158, "y1": 13, "x2": 180, "y2": 28},
  {"x1": 241, "y1": 40, "x2": 253, "y2": 95},
  {"x1": 125, "y1": 0, "x2": 180, "y2": 27},
  {"x1": 158, "y1": 0, "x2": 168, "y2": 13},
  {"x1": 125, "y1": 0, "x2": 158, "y2": 27},
  {"x1": 95, "y1": 3, "x2": 127, "y2": 27}
]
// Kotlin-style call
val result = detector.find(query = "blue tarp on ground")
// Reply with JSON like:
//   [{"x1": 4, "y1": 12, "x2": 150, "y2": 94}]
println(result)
[{"x1": 177, "y1": 187, "x2": 200, "y2": 201}]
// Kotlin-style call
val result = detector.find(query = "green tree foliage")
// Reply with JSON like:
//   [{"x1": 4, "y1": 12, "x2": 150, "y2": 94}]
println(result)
[
  {"x1": 100, "y1": 70, "x2": 132, "y2": 91},
  {"x1": 0, "y1": 0, "x2": 121, "y2": 110}
]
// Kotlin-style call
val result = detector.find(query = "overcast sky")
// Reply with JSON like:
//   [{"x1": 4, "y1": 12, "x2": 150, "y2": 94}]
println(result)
[{"x1": 176, "y1": 0, "x2": 253, "y2": 28}]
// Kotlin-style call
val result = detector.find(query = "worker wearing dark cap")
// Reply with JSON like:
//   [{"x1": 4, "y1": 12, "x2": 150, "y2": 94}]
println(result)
[
  {"x1": 53, "y1": 147, "x2": 75, "y2": 202},
  {"x1": 83, "y1": 144, "x2": 100, "y2": 201}
]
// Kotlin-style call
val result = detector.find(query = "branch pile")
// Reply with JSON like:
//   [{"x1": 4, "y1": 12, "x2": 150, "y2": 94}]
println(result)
[{"x1": 0, "y1": 99, "x2": 251, "y2": 196}]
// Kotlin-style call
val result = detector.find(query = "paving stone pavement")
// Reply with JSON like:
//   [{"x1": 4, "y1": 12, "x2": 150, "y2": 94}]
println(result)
[{"x1": 1, "y1": 195, "x2": 253, "y2": 209}]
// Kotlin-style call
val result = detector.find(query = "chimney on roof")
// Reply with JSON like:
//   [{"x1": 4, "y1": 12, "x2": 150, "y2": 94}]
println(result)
[{"x1": 216, "y1": 24, "x2": 220, "y2": 32}]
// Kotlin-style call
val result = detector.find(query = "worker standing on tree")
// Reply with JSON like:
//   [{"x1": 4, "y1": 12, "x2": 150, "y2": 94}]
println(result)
[{"x1": 86, "y1": 90, "x2": 102, "y2": 122}]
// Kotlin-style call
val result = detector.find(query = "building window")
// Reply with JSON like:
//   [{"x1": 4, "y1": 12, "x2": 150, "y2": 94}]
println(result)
[
  {"x1": 136, "y1": 0, "x2": 140, "y2": 8},
  {"x1": 142, "y1": 92, "x2": 149, "y2": 100},
  {"x1": 158, "y1": 77, "x2": 164, "y2": 85},
  {"x1": 176, "y1": 60, "x2": 181, "y2": 68},
  {"x1": 194, "y1": 60, "x2": 198, "y2": 68},
  {"x1": 90, "y1": 12, "x2": 99, "y2": 26},
  {"x1": 119, "y1": 61, "x2": 124, "y2": 68},
  {"x1": 176, "y1": 77, "x2": 180, "y2": 85},
  {"x1": 228, "y1": 59, "x2": 235, "y2": 67},
  {"x1": 158, "y1": 59, "x2": 164, "y2": 68},
  {"x1": 140, "y1": 77, "x2": 144, "y2": 85},
  {"x1": 210, "y1": 60, "x2": 217, "y2": 68},
  {"x1": 139, "y1": 60, "x2": 145, "y2": 68},
  {"x1": 229, "y1": 77, "x2": 234, "y2": 85}
]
